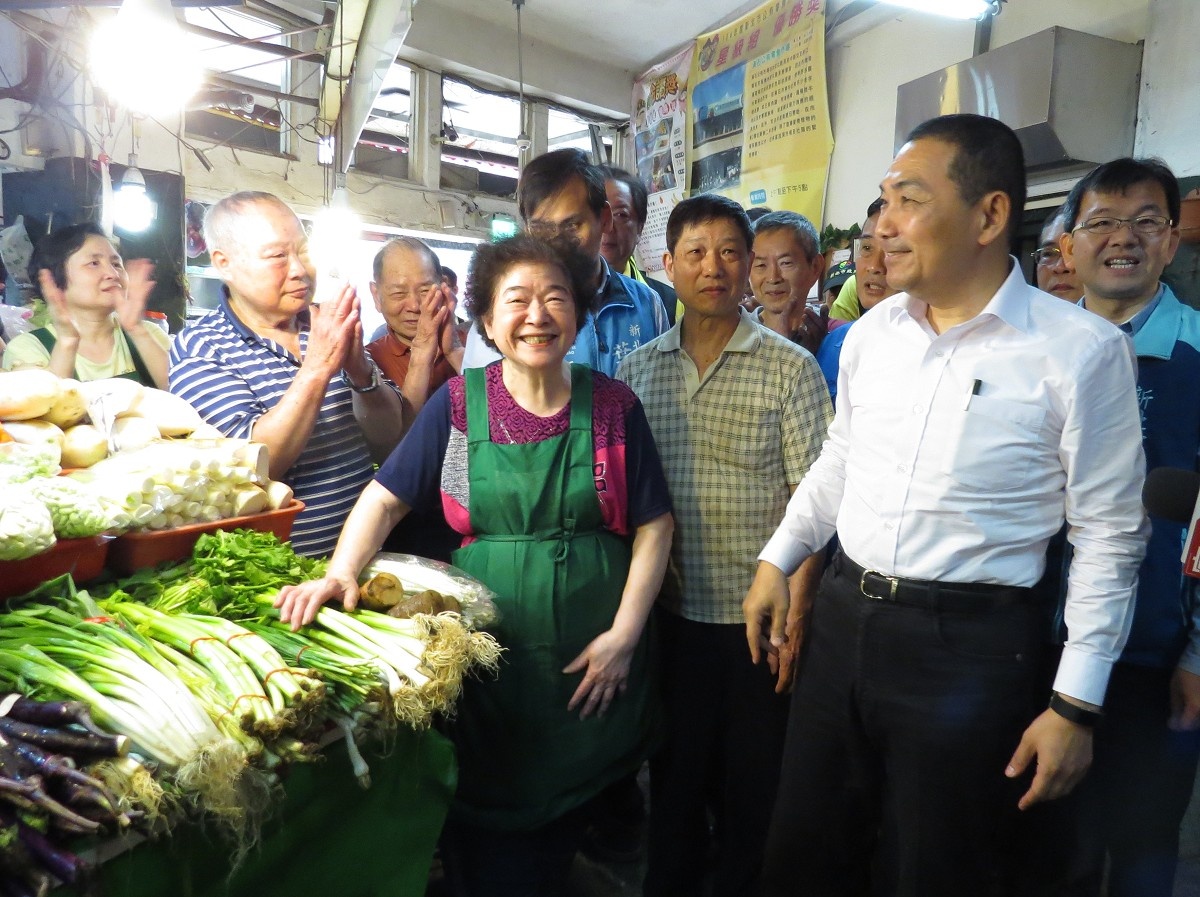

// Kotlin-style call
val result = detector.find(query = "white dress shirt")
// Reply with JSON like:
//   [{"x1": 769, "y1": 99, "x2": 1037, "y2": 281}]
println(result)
[{"x1": 759, "y1": 261, "x2": 1149, "y2": 706}]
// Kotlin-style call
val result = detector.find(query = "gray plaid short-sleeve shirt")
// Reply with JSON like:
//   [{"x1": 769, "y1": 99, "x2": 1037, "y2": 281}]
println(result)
[{"x1": 618, "y1": 311, "x2": 831, "y2": 623}]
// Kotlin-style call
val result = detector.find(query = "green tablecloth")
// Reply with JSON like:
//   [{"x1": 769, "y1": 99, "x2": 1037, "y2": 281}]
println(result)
[{"x1": 65, "y1": 729, "x2": 456, "y2": 897}]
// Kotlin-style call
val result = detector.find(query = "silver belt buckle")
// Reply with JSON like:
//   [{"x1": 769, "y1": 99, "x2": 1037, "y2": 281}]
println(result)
[{"x1": 860, "y1": 570, "x2": 900, "y2": 601}]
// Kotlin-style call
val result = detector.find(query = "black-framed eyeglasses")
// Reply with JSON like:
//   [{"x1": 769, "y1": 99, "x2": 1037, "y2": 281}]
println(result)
[
  {"x1": 1073, "y1": 215, "x2": 1173, "y2": 237},
  {"x1": 1030, "y1": 247, "x2": 1063, "y2": 267}
]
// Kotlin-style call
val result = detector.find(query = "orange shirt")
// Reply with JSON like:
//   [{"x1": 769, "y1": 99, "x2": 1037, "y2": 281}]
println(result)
[{"x1": 366, "y1": 331, "x2": 457, "y2": 395}]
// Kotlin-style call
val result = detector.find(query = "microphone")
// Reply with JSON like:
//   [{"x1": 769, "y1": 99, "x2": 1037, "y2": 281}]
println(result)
[{"x1": 1143, "y1": 467, "x2": 1200, "y2": 580}]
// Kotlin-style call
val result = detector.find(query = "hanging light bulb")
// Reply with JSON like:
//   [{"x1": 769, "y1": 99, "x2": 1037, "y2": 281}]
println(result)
[
  {"x1": 90, "y1": 0, "x2": 203, "y2": 115},
  {"x1": 309, "y1": 176, "x2": 361, "y2": 300},
  {"x1": 112, "y1": 155, "x2": 157, "y2": 233}
]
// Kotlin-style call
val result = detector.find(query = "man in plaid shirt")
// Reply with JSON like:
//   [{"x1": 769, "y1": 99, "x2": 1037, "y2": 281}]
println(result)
[{"x1": 618, "y1": 193, "x2": 831, "y2": 896}]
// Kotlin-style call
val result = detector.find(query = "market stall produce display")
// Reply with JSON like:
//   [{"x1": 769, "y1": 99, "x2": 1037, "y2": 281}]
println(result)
[
  {"x1": 0, "y1": 531, "x2": 502, "y2": 894},
  {"x1": 0, "y1": 695, "x2": 135, "y2": 895},
  {"x1": 0, "y1": 371, "x2": 304, "y2": 576}
]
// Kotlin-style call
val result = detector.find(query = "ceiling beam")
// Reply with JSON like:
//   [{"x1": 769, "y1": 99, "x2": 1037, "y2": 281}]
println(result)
[
  {"x1": 204, "y1": 71, "x2": 319, "y2": 107},
  {"x1": 183, "y1": 20, "x2": 324, "y2": 63},
  {"x1": 322, "y1": 0, "x2": 414, "y2": 174}
]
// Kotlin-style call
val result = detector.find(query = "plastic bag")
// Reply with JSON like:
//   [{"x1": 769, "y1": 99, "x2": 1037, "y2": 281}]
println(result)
[
  {"x1": 361, "y1": 552, "x2": 500, "y2": 629},
  {"x1": 0, "y1": 303, "x2": 33, "y2": 341},
  {"x1": 0, "y1": 483, "x2": 55, "y2": 561},
  {"x1": 0, "y1": 215, "x2": 34, "y2": 287},
  {"x1": 0, "y1": 442, "x2": 62, "y2": 484}
]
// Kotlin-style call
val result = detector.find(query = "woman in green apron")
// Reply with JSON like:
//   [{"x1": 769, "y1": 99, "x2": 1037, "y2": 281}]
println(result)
[
  {"x1": 1, "y1": 223, "x2": 168, "y2": 387},
  {"x1": 277, "y1": 234, "x2": 673, "y2": 895}
]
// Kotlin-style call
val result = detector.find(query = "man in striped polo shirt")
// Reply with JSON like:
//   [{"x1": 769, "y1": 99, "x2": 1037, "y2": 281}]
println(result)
[{"x1": 170, "y1": 191, "x2": 408, "y2": 557}]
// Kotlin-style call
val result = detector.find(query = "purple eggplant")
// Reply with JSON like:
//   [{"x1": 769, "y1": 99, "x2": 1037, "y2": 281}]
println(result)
[
  {"x1": 0, "y1": 698, "x2": 108, "y2": 740},
  {"x1": 0, "y1": 718, "x2": 127, "y2": 759}
]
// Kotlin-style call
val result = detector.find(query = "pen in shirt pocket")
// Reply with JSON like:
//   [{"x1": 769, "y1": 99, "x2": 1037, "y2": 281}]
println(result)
[{"x1": 964, "y1": 378, "x2": 982, "y2": 410}]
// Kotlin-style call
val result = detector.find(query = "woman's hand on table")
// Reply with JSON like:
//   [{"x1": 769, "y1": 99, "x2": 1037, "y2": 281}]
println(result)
[
  {"x1": 563, "y1": 629, "x2": 638, "y2": 720},
  {"x1": 274, "y1": 571, "x2": 360, "y2": 631},
  {"x1": 116, "y1": 259, "x2": 157, "y2": 331}
]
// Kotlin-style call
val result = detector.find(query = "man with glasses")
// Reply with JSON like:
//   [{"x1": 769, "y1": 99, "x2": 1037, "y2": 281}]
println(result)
[
  {"x1": 1048, "y1": 156, "x2": 1200, "y2": 897},
  {"x1": 461, "y1": 149, "x2": 669, "y2": 375},
  {"x1": 1032, "y1": 207, "x2": 1084, "y2": 301},
  {"x1": 367, "y1": 237, "x2": 460, "y2": 415},
  {"x1": 599, "y1": 165, "x2": 679, "y2": 325}
]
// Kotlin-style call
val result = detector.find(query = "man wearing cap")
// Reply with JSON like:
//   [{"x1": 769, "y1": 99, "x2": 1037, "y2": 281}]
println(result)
[
  {"x1": 744, "y1": 114, "x2": 1148, "y2": 895},
  {"x1": 821, "y1": 259, "x2": 854, "y2": 314}
]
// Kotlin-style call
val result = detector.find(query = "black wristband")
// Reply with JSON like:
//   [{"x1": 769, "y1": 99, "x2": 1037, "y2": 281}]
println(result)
[{"x1": 1048, "y1": 692, "x2": 1103, "y2": 728}]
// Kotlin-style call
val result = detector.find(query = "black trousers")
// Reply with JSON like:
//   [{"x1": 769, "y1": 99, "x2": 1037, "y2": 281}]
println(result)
[
  {"x1": 439, "y1": 801, "x2": 592, "y2": 897},
  {"x1": 760, "y1": 561, "x2": 1048, "y2": 897},
  {"x1": 1017, "y1": 661, "x2": 1200, "y2": 897},
  {"x1": 644, "y1": 610, "x2": 791, "y2": 897}
]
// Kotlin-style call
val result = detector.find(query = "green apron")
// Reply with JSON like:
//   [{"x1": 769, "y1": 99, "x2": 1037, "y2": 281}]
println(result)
[
  {"x1": 30, "y1": 326, "x2": 156, "y2": 385},
  {"x1": 449, "y1": 364, "x2": 656, "y2": 831}
]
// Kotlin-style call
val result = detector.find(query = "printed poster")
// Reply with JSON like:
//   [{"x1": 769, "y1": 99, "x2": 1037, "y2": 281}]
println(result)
[
  {"x1": 687, "y1": 0, "x2": 833, "y2": 224},
  {"x1": 631, "y1": 45, "x2": 692, "y2": 273}
]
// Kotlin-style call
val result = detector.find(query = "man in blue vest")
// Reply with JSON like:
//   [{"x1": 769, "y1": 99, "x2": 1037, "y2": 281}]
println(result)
[{"x1": 1059, "y1": 156, "x2": 1200, "y2": 897}]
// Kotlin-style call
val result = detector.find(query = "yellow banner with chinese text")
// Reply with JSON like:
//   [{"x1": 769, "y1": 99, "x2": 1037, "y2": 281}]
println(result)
[{"x1": 686, "y1": 0, "x2": 833, "y2": 225}]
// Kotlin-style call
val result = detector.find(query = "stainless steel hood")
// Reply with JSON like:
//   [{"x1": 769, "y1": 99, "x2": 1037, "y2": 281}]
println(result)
[{"x1": 895, "y1": 27, "x2": 1143, "y2": 171}]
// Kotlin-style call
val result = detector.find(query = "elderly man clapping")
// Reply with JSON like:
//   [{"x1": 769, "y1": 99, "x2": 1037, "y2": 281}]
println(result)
[{"x1": 170, "y1": 191, "x2": 408, "y2": 556}]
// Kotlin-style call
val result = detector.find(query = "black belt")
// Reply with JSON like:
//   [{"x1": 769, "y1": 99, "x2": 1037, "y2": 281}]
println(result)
[{"x1": 832, "y1": 551, "x2": 1034, "y2": 612}]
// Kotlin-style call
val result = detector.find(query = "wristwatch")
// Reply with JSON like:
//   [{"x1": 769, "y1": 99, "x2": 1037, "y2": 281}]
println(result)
[{"x1": 341, "y1": 361, "x2": 381, "y2": 394}]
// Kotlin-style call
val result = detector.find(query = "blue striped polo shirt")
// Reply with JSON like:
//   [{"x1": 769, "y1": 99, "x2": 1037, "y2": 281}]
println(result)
[{"x1": 169, "y1": 297, "x2": 373, "y2": 557}]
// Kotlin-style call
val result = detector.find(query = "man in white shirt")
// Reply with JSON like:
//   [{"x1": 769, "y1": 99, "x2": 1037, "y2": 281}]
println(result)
[{"x1": 743, "y1": 113, "x2": 1149, "y2": 896}]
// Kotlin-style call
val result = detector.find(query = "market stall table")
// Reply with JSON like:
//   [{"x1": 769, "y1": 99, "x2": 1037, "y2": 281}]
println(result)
[{"x1": 59, "y1": 729, "x2": 456, "y2": 897}]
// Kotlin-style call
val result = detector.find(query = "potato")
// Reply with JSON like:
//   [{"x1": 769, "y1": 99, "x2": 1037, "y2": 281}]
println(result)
[
  {"x1": 60, "y1": 423, "x2": 109, "y2": 468},
  {"x1": 39, "y1": 378, "x2": 89, "y2": 428},
  {"x1": 0, "y1": 369, "x2": 61, "y2": 421},
  {"x1": 360, "y1": 572, "x2": 405, "y2": 611},
  {"x1": 387, "y1": 589, "x2": 444, "y2": 618}
]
